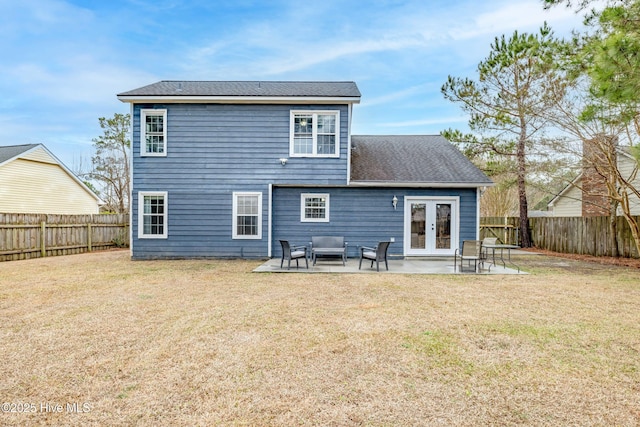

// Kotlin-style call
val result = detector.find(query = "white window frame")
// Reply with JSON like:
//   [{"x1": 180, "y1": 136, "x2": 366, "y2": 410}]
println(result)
[
  {"x1": 289, "y1": 110, "x2": 340, "y2": 158},
  {"x1": 232, "y1": 192, "x2": 263, "y2": 240},
  {"x1": 138, "y1": 191, "x2": 168, "y2": 239},
  {"x1": 301, "y1": 193, "x2": 330, "y2": 222},
  {"x1": 140, "y1": 109, "x2": 167, "y2": 157}
]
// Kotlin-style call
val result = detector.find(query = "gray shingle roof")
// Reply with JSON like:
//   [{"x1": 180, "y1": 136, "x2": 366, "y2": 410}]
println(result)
[
  {"x1": 350, "y1": 135, "x2": 492, "y2": 186},
  {"x1": 0, "y1": 144, "x2": 39, "y2": 164},
  {"x1": 118, "y1": 81, "x2": 361, "y2": 98}
]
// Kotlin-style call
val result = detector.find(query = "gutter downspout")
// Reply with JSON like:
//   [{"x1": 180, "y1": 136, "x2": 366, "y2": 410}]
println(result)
[
  {"x1": 346, "y1": 103, "x2": 352, "y2": 185},
  {"x1": 129, "y1": 103, "x2": 134, "y2": 258},
  {"x1": 268, "y1": 183, "x2": 273, "y2": 258},
  {"x1": 476, "y1": 187, "x2": 484, "y2": 240}
]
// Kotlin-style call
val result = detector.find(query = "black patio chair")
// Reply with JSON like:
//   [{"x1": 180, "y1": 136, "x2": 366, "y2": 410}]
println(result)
[
  {"x1": 359, "y1": 241, "x2": 391, "y2": 271},
  {"x1": 279, "y1": 240, "x2": 308, "y2": 270}
]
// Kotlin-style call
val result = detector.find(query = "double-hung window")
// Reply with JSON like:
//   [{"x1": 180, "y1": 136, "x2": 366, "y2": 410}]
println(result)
[
  {"x1": 138, "y1": 191, "x2": 168, "y2": 238},
  {"x1": 301, "y1": 193, "x2": 330, "y2": 222},
  {"x1": 290, "y1": 111, "x2": 340, "y2": 157},
  {"x1": 233, "y1": 192, "x2": 262, "y2": 239},
  {"x1": 141, "y1": 109, "x2": 167, "y2": 156}
]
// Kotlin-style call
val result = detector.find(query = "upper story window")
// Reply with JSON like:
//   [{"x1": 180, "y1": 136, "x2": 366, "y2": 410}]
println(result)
[
  {"x1": 290, "y1": 111, "x2": 340, "y2": 158},
  {"x1": 141, "y1": 109, "x2": 167, "y2": 156}
]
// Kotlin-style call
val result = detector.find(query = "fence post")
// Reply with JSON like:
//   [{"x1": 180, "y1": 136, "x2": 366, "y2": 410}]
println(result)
[
  {"x1": 87, "y1": 223, "x2": 92, "y2": 252},
  {"x1": 40, "y1": 221, "x2": 46, "y2": 258}
]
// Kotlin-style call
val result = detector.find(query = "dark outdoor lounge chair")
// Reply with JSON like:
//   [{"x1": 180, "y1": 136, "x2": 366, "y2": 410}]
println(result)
[
  {"x1": 359, "y1": 241, "x2": 391, "y2": 271},
  {"x1": 454, "y1": 240, "x2": 483, "y2": 273},
  {"x1": 279, "y1": 240, "x2": 308, "y2": 270}
]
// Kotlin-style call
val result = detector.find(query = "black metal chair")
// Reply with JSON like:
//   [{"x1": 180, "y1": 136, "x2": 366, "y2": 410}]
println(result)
[
  {"x1": 359, "y1": 241, "x2": 391, "y2": 271},
  {"x1": 279, "y1": 240, "x2": 308, "y2": 270},
  {"x1": 454, "y1": 240, "x2": 483, "y2": 273}
]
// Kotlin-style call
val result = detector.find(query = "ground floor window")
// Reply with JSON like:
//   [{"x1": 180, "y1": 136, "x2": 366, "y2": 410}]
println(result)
[
  {"x1": 233, "y1": 192, "x2": 262, "y2": 239},
  {"x1": 301, "y1": 193, "x2": 330, "y2": 222},
  {"x1": 138, "y1": 191, "x2": 167, "y2": 238}
]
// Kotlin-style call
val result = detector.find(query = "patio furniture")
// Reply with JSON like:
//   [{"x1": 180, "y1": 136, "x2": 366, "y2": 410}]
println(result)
[
  {"x1": 480, "y1": 237, "x2": 497, "y2": 267},
  {"x1": 359, "y1": 241, "x2": 391, "y2": 271},
  {"x1": 454, "y1": 240, "x2": 483, "y2": 273},
  {"x1": 279, "y1": 240, "x2": 308, "y2": 270},
  {"x1": 482, "y1": 241, "x2": 520, "y2": 273},
  {"x1": 311, "y1": 236, "x2": 347, "y2": 266}
]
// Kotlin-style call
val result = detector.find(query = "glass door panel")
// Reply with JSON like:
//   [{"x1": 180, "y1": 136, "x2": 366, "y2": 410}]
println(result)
[
  {"x1": 410, "y1": 203, "x2": 426, "y2": 250},
  {"x1": 405, "y1": 198, "x2": 457, "y2": 255},
  {"x1": 435, "y1": 203, "x2": 452, "y2": 250}
]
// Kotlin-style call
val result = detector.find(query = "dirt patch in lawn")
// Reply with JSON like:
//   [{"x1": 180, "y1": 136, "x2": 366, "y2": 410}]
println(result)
[
  {"x1": 1, "y1": 249, "x2": 639, "y2": 426},
  {"x1": 524, "y1": 247, "x2": 640, "y2": 269}
]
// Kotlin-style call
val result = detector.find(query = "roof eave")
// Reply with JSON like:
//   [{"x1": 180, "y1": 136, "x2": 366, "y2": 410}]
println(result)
[
  {"x1": 117, "y1": 95, "x2": 361, "y2": 104},
  {"x1": 349, "y1": 181, "x2": 494, "y2": 188},
  {"x1": 0, "y1": 144, "x2": 37, "y2": 167},
  {"x1": 548, "y1": 174, "x2": 582, "y2": 207}
]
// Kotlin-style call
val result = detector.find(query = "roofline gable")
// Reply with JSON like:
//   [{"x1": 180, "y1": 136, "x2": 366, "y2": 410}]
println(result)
[
  {"x1": 0, "y1": 144, "x2": 101, "y2": 203},
  {"x1": 547, "y1": 147, "x2": 638, "y2": 207},
  {"x1": 0, "y1": 144, "x2": 39, "y2": 167}
]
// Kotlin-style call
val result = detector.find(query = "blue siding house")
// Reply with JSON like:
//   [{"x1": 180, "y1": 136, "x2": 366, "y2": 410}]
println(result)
[{"x1": 117, "y1": 81, "x2": 492, "y2": 260}]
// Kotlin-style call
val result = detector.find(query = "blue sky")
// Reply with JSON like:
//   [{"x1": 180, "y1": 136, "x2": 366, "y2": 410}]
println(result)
[{"x1": 0, "y1": 0, "x2": 586, "y2": 168}]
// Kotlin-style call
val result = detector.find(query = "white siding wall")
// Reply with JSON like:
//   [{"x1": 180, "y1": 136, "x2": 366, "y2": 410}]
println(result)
[
  {"x1": 618, "y1": 155, "x2": 640, "y2": 216},
  {"x1": 550, "y1": 155, "x2": 640, "y2": 217},
  {"x1": 21, "y1": 147, "x2": 57, "y2": 164},
  {"x1": 0, "y1": 159, "x2": 99, "y2": 214},
  {"x1": 551, "y1": 185, "x2": 582, "y2": 217}
]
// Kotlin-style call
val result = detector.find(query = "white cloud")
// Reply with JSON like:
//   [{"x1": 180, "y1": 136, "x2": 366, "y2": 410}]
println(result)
[
  {"x1": 451, "y1": 0, "x2": 582, "y2": 40},
  {"x1": 2, "y1": 59, "x2": 156, "y2": 106},
  {"x1": 381, "y1": 116, "x2": 469, "y2": 128},
  {"x1": 360, "y1": 84, "x2": 433, "y2": 108},
  {"x1": 183, "y1": 29, "x2": 430, "y2": 78}
]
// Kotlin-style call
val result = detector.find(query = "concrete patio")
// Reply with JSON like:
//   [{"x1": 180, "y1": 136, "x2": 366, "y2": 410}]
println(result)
[{"x1": 254, "y1": 255, "x2": 526, "y2": 274}]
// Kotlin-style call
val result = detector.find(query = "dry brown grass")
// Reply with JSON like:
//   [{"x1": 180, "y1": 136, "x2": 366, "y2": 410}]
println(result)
[{"x1": 1, "y1": 249, "x2": 639, "y2": 426}]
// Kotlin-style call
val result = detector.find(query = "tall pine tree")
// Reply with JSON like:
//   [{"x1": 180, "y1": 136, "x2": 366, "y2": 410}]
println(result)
[{"x1": 442, "y1": 24, "x2": 565, "y2": 247}]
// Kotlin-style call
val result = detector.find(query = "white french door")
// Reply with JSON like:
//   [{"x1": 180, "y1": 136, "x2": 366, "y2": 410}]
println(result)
[{"x1": 404, "y1": 197, "x2": 458, "y2": 256}]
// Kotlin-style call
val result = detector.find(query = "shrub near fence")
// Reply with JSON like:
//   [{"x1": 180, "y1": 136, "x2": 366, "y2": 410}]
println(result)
[
  {"x1": 0, "y1": 213, "x2": 129, "y2": 262},
  {"x1": 481, "y1": 216, "x2": 640, "y2": 258}
]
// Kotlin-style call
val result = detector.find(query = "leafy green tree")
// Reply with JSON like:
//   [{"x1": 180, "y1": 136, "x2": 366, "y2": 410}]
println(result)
[
  {"x1": 544, "y1": 0, "x2": 639, "y2": 133},
  {"x1": 442, "y1": 24, "x2": 566, "y2": 247},
  {"x1": 91, "y1": 113, "x2": 131, "y2": 213},
  {"x1": 544, "y1": 0, "x2": 640, "y2": 256}
]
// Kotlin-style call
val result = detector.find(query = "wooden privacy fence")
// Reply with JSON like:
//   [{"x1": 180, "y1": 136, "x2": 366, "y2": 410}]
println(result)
[
  {"x1": 529, "y1": 215, "x2": 639, "y2": 258},
  {"x1": 481, "y1": 216, "x2": 640, "y2": 258},
  {"x1": 0, "y1": 213, "x2": 129, "y2": 262},
  {"x1": 480, "y1": 217, "x2": 520, "y2": 246}
]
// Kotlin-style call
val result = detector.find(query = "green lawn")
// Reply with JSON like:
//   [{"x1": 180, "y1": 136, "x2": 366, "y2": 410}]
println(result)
[{"x1": 1, "y1": 250, "x2": 639, "y2": 426}]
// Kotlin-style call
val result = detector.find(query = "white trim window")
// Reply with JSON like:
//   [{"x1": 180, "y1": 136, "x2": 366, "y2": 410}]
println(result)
[
  {"x1": 301, "y1": 193, "x2": 330, "y2": 222},
  {"x1": 233, "y1": 192, "x2": 262, "y2": 239},
  {"x1": 290, "y1": 111, "x2": 340, "y2": 157},
  {"x1": 138, "y1": 191, "x2": 168, "y2": 238},
  {"x1": 141, "y1": 109, "x2": 167, "y2": 156}
]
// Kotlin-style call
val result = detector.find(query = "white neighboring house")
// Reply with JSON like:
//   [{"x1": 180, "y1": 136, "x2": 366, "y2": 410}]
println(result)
[
  {"x1": 548, "y1": 148, "x2": 640, "y2": 217},
  {"x1": 0, "y1": 144, "x2": 101, "y2": 214}
]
